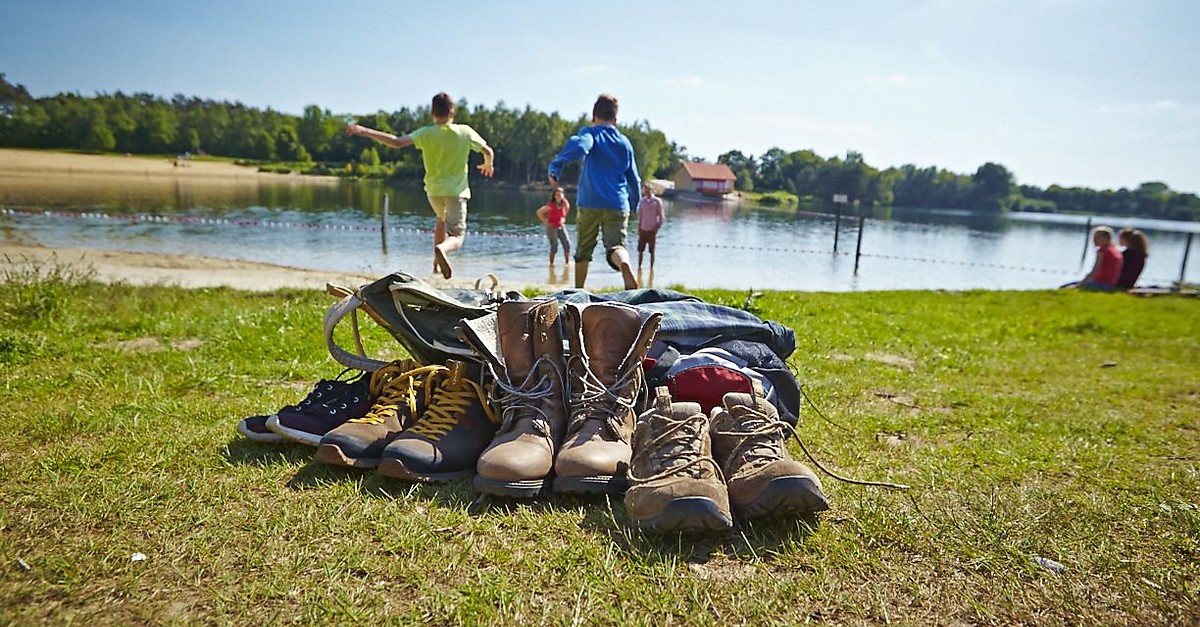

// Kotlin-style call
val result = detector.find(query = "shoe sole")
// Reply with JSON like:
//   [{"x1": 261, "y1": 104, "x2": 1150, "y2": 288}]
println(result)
[
  {"x1": 315, "y1": 443, "x2": 380, "y2": 469},
  {"x1": 237, "y1": 418, "x2": 286, "y2": 444},
  {"x1": 434, "y1": 248, "x2": 452, "y2": 279},
  {"x1": 473, "y1": 476, "x2": 549, "y2": 498},
  {"x1": 736, "y1": 475, "x2": 831, "y2": 519},
  {"x1": 553, "y1": 475, "x2": 628, "y2": 495},
  {"x1": 264, "y1": 415, "x2": 322, "y2": 447},
  {"x1": 377, "y1": 457, "x2": 471, "y2": 483},
  {"x1": 631, "y1": 497, "x2": 733, "y2": 534}
]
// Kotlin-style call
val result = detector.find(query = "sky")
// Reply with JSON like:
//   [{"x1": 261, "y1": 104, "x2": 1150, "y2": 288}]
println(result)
[{"x1": 2, "y1": 0, "x2": 1198, "y2": 194}]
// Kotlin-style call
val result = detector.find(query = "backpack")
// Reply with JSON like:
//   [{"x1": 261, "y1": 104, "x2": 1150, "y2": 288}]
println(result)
[{"x1": 324, "y1": 271, "x2": 523, "y2": 370}]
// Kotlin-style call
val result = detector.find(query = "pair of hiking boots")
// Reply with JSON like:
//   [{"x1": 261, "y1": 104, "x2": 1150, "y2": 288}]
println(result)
[
  {"x1": 460, "y1": 299, "x2": 662, "y2": 498},
  {"x1": 625, "y1": 382, "x2": 830, "y2": 533}
]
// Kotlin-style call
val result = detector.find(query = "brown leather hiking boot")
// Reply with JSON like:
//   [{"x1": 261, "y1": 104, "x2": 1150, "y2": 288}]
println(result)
[
  {"x1": 710, "y1": 381, "x2": 830, "y2": 518},
  {"x1": 626, "y1": 387, "x2": 733, "y2": 533},
  {"x1": 554, "y1": 301, "x2": 662, "y2": 494},
  {"x1": 315, "y1": 360, "x2": 439, "y2": 469},
  {"x1": 377, "y1": 360, "x2": 499, "y2": 483},
  {"x1": 461, "y1": 299, "x2": 567, "y2": 498}
]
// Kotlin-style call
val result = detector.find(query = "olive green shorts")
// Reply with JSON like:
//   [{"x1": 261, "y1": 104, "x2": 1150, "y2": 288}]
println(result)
[{"x1": 575, "y1": 207, "x2": 629, "y2": 268}]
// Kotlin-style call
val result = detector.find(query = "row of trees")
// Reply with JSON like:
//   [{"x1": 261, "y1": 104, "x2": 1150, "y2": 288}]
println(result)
[
  {"x1": 2, "y1": 74, "x2": 1196, "y2": 221},
  {"x1": 719, "y1": 147, "x2": 1199, "y2": 220},
  {"x1": 0, "y1": 74, "x2": 685, "y2": 184}
]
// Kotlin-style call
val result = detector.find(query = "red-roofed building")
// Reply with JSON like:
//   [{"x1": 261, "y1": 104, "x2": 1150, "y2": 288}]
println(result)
[{"x1": 671, "y1": 162, "x2": 737, "y2": 196}]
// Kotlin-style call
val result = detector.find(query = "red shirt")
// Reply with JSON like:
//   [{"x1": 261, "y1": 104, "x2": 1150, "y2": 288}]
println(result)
[
  {"x1": 543, "y1": 200, "x2": 568, "y2": 228},
  {"x1": 1094, "y1": 244, "x2": 1123, "y2": 286}
]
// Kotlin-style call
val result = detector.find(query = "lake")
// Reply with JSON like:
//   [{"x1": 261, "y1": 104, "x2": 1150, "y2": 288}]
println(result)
[{"x1": 1, "y1": 174, "x2": 1197, "y2": 291}]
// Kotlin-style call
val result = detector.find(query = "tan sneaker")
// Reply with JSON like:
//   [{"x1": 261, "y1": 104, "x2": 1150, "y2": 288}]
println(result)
[
  {"x1": 315, "y1": 360, "x2": 439, "y2": 469},
  {"x1": 625, "y1": 387, "x2": 733, "y2": 533},
  {"x1": 710, "y1": 381, "x2": 829, "y2": 518}
]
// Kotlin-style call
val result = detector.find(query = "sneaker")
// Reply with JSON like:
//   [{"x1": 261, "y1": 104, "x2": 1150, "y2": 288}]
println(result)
[
  {"x1": 239, "y1": 369, "x2": 361, "y2": 444},
  {"x1": 236, "y1": 414, "x2": 286, "y2": 444},
  {"x1": 266, "y1": 370, "x2": 373, "y2": 446},
  {"x1": 377, "y1": 360, "x2": 500, "y2": 482},
  {"x1": 626, "y1": 387, "x2": 733, "y2": 533},
  {"x1": 315, "y1": 361, "x2": 439, "y2": 469}
]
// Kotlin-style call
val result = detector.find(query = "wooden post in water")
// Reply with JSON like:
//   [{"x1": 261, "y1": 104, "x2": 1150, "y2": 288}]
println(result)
[
  {"x1": 1179, "y1": 232, "x2": 1193, "y2": 288},
  {"x1": 1079, "y1": 216, "x2": 1093, "y2": 268},
  {"x1": 833, "y1": 194, "x2": 848, "y2": 252},
  {"x1": 853, "y1": 214, "x2": 866, "y2": 275},
  {"x1": 381, "y1": 193, "x2": 389, "y2": 255}
]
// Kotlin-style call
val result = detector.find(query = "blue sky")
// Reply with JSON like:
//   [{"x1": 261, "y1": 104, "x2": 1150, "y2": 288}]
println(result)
[{"x1": 2, "y1": 1, "x2": 1198, "y2": 193}]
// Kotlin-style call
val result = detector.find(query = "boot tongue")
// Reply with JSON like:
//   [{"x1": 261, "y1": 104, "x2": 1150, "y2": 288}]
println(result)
[
  {"x1": 581, "y1": 305, "x2": 642, "y2": 383},
  {"x1": 446, "y1": 360, "x2": 467, "y2": 386}
]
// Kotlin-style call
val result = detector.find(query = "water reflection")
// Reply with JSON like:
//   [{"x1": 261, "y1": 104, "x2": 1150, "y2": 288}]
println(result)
[{"x1": 1, "y1": 175, "x2": 1195, "y2": 291}]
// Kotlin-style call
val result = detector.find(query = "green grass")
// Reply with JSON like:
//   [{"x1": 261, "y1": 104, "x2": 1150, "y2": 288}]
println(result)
[{"x1": 1, "y1": 264, "x2": 1198, "y2": 625}]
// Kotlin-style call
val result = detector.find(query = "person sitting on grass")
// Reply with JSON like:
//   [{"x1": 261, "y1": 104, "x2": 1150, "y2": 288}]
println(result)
[
  {"x1": 346, "y1": 92, "x2": 494, "y2": 280},
  {"x1": 1116, "y1": 227, "x2": 1149, "y2": 291},
  {"x1": 1073, "y1": 225, "x2": 1124, "y2": 292}
]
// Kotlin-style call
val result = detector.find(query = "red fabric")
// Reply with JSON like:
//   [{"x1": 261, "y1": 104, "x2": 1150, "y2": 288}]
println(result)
[
  {"x1": 543, "y1": 201, "x2": 568, "y2": 228},
  {"x1": 666, "y1": 365, "x2": 754, "y2": 414},
  {"x1": 1095, "y1": 244, "x2": 1123, "y2": 286}
]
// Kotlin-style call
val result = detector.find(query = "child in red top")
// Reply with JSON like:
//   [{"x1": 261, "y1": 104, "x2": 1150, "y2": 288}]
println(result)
[
  {"x1": 536, "y1": 187, "x2": 572, "y2": 265},
  {"x1": 1077, "y1": 226, "x2": 1123, "y2": 291}
]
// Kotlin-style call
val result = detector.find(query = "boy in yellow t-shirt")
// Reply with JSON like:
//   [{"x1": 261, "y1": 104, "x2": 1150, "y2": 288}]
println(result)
[{"x1": 347, "y1": 92, "x2": 494, "y2": 279}]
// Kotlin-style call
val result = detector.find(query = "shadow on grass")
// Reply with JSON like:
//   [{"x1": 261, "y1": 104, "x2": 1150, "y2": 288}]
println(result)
[
  {"x1": 222, "y1": 437, "x2": 315, "y2": 468},
  {"x1": 470, "y1": 491, "x2": 820, "y2": 562}
]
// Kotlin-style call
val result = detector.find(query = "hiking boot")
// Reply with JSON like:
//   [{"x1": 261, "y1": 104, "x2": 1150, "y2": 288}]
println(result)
[
  {"x1": 236, "y1": 414, "x2": 286, "y2": 444},
  {"x1": 461, "y1": 299, "x2": 567, "y2": 498},
  {"x1": 626, "y1": 387, "x2": 732, "y2": 533},
  {"x1": 315, "y1": 360, "x2": 438, "y2": 469},
  {"x1": 710, "y1": 381, "x2": 829, "y2": 518},
  {"x1": 264, "y1": 369, "x2": 374, "y2": 446},
  {"x1": 554, "y1": 302, "x2": 662, "y2": 494},
  {"x1": 377, "y1": 360, "x2": 499, "y2": 482}
]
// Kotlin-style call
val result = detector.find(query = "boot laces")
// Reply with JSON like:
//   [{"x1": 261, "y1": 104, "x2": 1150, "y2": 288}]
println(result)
[
  {"x1": 629, "y1": 413, "x2": 723, "y2": 484},
  {"x1": 347, "y1": 364, "x2": 439, "y2": 426},
  {"x1": 488, "y1": 355, "x2": 560, "y2": 437},
  {"x1": 567, "y1": 354, "x2": 640, "y2": 437},
  {"x1": 406, "y1": 366, "x2": 498, "y2": 439},
  {"x1": 713, "y1": 404, "x2": 787, "y2": 477}
]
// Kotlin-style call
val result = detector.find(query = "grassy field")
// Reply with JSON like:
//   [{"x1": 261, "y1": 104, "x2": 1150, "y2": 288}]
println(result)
[{"x1": 1, "y1": 263, "x2": 1197, "y2": 625}]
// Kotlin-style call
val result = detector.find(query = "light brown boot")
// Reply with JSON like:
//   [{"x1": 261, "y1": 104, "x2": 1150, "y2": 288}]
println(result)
[
  {"x1": 554, "y1": 301, "x2": 662, "y2": 494},
  {"x1": 626, "y1": 387, "x2": 733, "y2": 533},
  {"x1": 710, "y1": 381, "x2": 829, "y2": 518},
  {"x1": 461, "y1": 299, "x2": 567, "y2": 498}
]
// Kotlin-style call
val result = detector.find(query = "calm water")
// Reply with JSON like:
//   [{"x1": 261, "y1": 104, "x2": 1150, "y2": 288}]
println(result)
[{"x1": 1, "y1": 174, "x2": 1197, "y2": 291}]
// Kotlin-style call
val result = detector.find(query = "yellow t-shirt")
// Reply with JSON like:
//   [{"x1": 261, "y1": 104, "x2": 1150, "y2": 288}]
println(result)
[{"x1": 409, "y1": 123, "x2": 488, "y2": 198}]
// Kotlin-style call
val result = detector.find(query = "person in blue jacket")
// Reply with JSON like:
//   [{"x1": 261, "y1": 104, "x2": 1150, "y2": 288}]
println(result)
[{"x1": 548, "y1": 94, "x2": 641, "y2": 289}]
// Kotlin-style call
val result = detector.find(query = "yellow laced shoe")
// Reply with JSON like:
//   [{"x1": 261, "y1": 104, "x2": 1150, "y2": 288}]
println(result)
[
  {"x1": 315, "y1": 360, "x2": 440, "y2": 469},
  {"x1": 377, "y1": 360, "x2": 499, "y2": 482}
]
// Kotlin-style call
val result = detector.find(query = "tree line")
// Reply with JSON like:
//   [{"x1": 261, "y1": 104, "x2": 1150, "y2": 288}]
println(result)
[{"x1": 1, "y1": 74, "x2": 1196, "y2": 221}]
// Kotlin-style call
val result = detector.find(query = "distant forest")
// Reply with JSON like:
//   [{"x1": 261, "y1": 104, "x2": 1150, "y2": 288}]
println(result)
[{"x1": 1, "y1": 74, "x2": 1196, "y2": 221}]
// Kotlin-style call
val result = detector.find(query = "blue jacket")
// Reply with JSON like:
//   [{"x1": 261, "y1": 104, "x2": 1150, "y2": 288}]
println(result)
[{"x1": 548, "y1": 125, "x2": 641, "y2": 212}]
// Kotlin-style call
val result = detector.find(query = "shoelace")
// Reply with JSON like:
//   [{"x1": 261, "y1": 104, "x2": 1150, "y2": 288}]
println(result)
[
  {"x1": 488, "y1": 355, "x2": 560, "y2": 437},
  {"x1": 406, "y1": 367, "x2": 498, "y2": 439},
  {"x1": 793, "y1": 388, "x2": 911, "y2": 490},
  {"x1": 566, "y1": 354, "x2": 640, "y2": 438},
  {"x1": 282, "y1": 368, "x2": 357, "y2": 412},
  {"x1": 712, "y1": 405, "x2": 788, "y2": 479},
  {"x1": 628, "y1": 412, "x2": 724, "y2": 484},
  {"x1": 346, "y1": 364, "x2": 440, "y2": 426}
]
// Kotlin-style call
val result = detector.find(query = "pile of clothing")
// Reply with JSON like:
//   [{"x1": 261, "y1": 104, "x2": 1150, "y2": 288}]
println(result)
[{"x1": 237, "y1": 280, "x2": 829, "y2": 534}]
